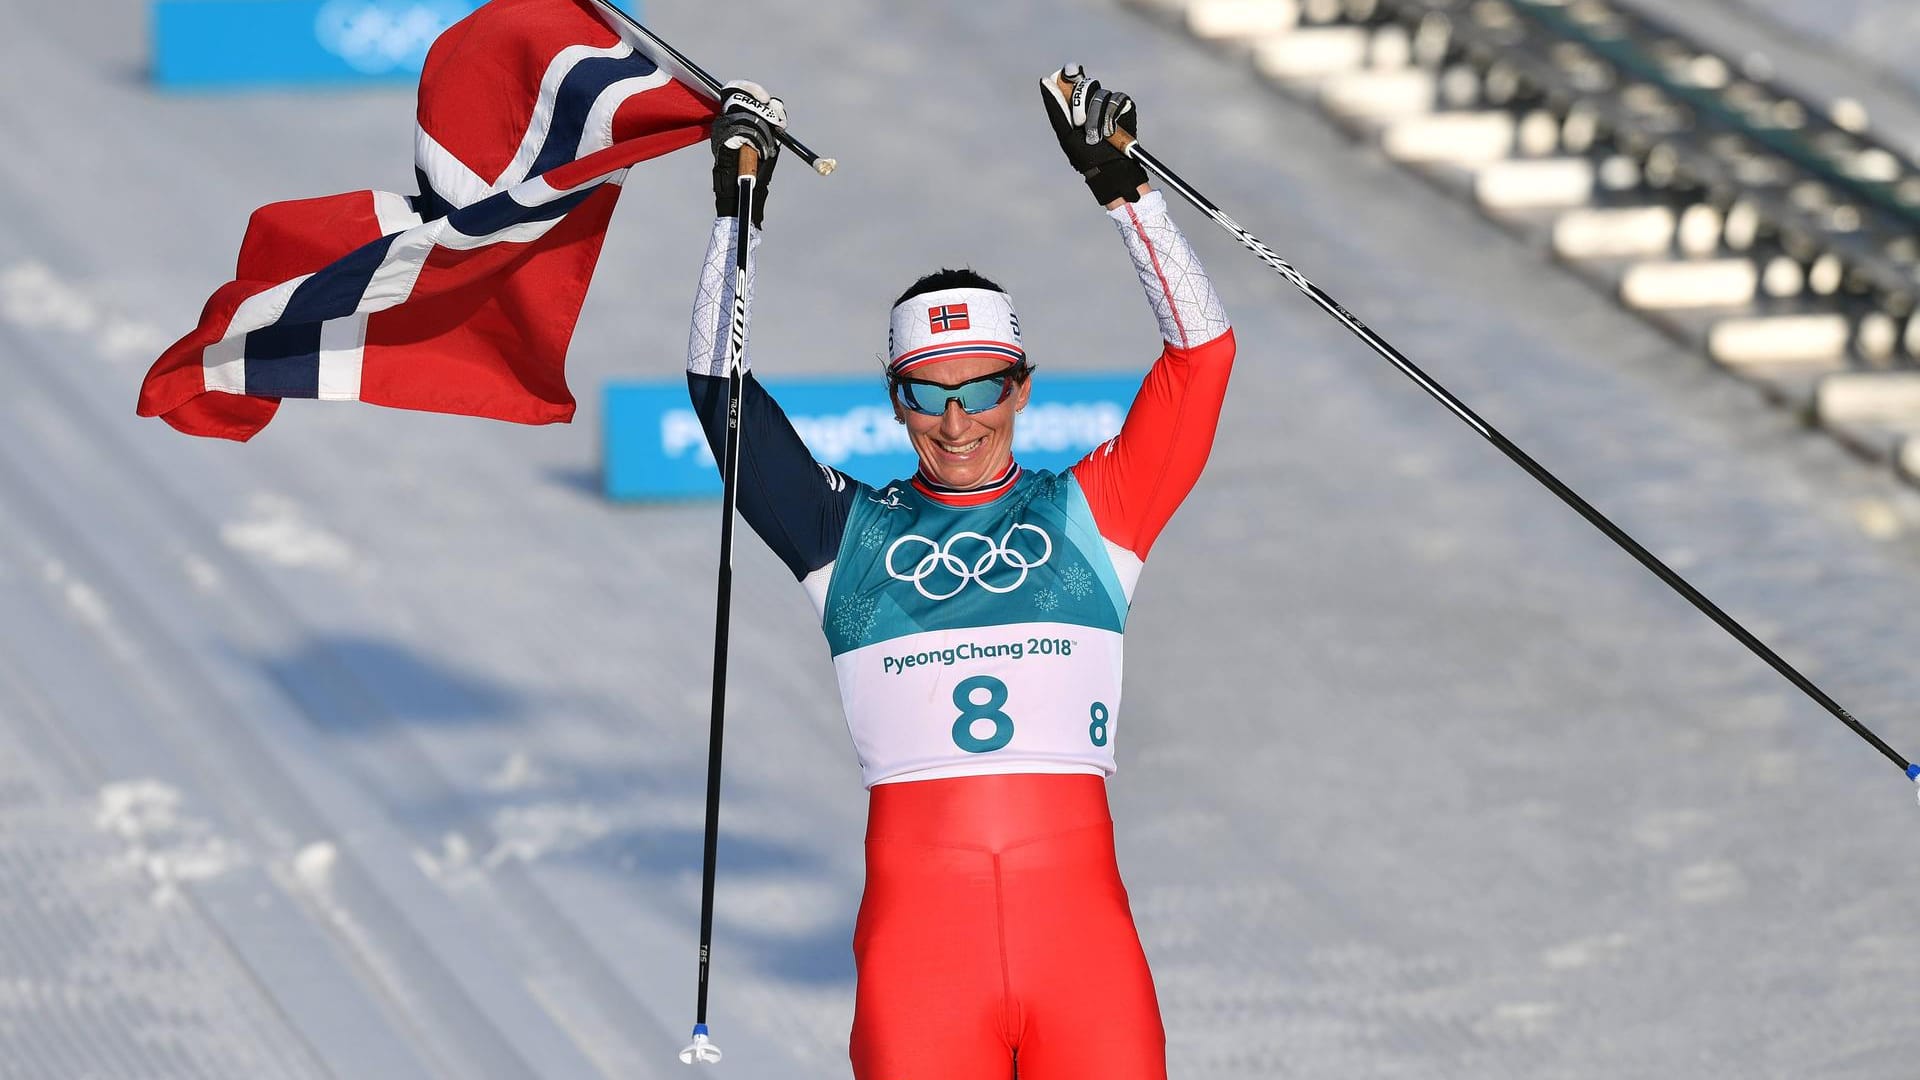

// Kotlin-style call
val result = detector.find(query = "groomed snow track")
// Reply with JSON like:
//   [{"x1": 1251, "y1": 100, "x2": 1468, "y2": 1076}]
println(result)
[{"x1": 2, "y1": 0, "x2": 1920, "y2": 1076}]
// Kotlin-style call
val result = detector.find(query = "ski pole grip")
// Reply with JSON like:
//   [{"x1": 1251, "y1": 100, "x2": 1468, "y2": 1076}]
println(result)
[
  {"x1": 737, "y1": 143, "x2": 760, "y2": 178},
  {"x1": 1053, "y1": 73, "x2": 1138, "y2": 155}
]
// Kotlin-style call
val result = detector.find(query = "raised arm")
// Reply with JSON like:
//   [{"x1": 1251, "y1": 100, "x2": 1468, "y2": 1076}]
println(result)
[
  {"x1": 685, "y1": 84, "x2": 856, "y2": 602},
  {"x1": 1042, "y1": 66, "x2": 1237, "y2": 580}
]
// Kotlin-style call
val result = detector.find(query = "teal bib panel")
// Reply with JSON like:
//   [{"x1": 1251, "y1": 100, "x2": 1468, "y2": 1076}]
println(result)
[{"x1": 822, "y1": 470, "x2": 1129, "y2": 656}]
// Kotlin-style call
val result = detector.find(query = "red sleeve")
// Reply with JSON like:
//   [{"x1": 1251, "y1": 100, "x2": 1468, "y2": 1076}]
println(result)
[{"x1": 1070, "y1": 328, "x2": 1236, "y2": 560}]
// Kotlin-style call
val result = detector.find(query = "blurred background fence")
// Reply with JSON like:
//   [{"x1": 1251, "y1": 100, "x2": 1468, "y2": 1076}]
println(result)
[{"x1": 1136, "y1": 0, "x2": 1920, "y2": 487}]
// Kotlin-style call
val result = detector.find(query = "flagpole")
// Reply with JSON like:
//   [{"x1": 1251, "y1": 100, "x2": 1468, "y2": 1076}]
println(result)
[{"x1": 584, "y1": 0, "x2": 838, "y2": 175}]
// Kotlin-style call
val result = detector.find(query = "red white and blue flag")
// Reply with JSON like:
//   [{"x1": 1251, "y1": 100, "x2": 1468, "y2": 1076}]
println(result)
[
  {"x1": 928, "y1": 304, "x2": 970, "y2": 333},
  {"x1": 138, "y1": 0, "x2": 716, "y2": 441}
]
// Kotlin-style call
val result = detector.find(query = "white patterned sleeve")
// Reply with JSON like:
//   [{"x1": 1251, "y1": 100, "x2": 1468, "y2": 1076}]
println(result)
[
  {"x1": 687, "y1": 216, "x2": 762, "y2": 377},
  {"x1": 1107, "y1": 190, "x2": 1230, "y2": 349}
]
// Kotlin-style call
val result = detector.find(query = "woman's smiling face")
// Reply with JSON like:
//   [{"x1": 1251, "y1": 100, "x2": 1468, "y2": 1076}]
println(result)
[{"x1": 893, "y1": 356, "x2": 1031, "y2": 489}]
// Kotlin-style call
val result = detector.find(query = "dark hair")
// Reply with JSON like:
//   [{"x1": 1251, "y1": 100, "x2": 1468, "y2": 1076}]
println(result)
[{"x1": 893, "y1": 268, "x2": 1006, "y2": 308}]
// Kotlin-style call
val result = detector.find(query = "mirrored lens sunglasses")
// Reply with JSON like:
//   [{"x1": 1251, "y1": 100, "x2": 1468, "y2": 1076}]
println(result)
[{"x1": 890, "y1": 366, "x2": 1028, "y2": 416}]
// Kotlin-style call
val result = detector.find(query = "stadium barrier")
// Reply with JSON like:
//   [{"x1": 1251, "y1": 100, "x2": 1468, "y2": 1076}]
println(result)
[{"x1": 1134, "y1": 0, "x2": 1920, "y2": 487}]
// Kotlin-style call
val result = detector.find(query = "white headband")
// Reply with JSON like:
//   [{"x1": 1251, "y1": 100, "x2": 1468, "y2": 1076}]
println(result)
[{"x1": 887, "y1": 287, "x2": 1025, "y2": 376}]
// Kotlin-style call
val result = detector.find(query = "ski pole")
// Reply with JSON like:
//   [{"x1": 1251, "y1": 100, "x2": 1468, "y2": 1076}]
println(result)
[
  {"x1": 586, "y1": 0, "x2": 837, "y2": 176},
  {"x1": 1093, "y1": 116, "x2": 1920, "y2": 800},
  {"x1": 678, "y1": 145, "x2": 758, "y2": 1068}
]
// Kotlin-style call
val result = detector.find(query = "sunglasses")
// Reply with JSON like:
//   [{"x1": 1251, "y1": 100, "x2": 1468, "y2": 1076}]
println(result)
[{"x1": 889, "y1": 366, "x2": 1030, "y2": 416}]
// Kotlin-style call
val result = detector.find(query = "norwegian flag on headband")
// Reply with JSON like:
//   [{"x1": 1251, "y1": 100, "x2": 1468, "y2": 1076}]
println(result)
[
  {"x1": 928, "y1": 303, "x2": 970, "y2": 333},
  {"x1": 137, "y1": 0, "x2": 715, "y2": 441}
]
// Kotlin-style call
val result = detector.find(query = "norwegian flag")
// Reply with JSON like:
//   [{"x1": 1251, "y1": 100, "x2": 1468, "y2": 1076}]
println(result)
[
  {"x1": 928, "y1": 303, "x2": 970, "y2": 333},
  {"x1": 138, "y1": 0, "x2": 715, "y2": 441}
]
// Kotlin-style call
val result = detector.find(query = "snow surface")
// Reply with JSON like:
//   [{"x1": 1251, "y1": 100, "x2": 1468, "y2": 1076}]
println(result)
[{"x1": 1, "y1": 0, "x2": 1920, "y2": 1076}]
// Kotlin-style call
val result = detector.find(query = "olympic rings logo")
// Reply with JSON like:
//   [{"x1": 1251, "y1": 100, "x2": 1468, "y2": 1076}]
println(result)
[
  {"x1": 314, "y1": 1, "x2": 471, "y2": 75},
  {"x1": 885, "y1": 525, "x2": 1054, "y2": 601}
]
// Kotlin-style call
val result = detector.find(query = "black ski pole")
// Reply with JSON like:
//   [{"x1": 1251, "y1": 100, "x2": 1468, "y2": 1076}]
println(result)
[
  {"x1": 1093, "y1": 113, "x2": 1919, "y2": 797},
  {"x1": 585, "y1": 0, "x2": 837, "y2": 176},
  {"x1": 679, "y1": 147, "x2": 758, "y2": 1068}
]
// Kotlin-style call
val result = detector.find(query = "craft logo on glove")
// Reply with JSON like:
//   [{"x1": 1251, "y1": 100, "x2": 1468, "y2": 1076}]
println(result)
[
  {"x1": 928, "y1": 304, "x2": 971, "y2": 333},
  {"x1": 723, "y1": 92, "x2": 788, "y2": 130},
  {"x1": 1068, "y1": 72, "x2": 1092, "y2": 115}
]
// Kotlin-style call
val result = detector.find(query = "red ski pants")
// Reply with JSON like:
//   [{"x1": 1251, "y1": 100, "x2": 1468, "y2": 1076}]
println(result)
[{"x1": 850, "y1": 773, "x2": 1166, "y2": 1079}]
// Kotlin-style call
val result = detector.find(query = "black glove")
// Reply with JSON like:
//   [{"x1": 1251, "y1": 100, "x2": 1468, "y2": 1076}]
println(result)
[
  {"x1": 711, "y1": 80, "x2": 785, "y2": 228},
  {"x1": 1040, "y1": 64, "x2": 1148, "y2": 206}
]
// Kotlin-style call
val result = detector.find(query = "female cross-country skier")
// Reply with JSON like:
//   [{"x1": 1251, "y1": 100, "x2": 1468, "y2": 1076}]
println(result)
[{"x1": 686, "y1": 66, "x2": 1235, "y2": 1078}]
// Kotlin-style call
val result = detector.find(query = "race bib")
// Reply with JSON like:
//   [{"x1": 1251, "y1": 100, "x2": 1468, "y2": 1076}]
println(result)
[{"x1": 833, "y1": 622, "x2": 1125, "y2": 786}]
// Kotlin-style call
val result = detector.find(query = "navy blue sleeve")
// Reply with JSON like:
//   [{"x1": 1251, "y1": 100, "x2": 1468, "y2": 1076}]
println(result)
[{"x1": 687, "y1": 371, "x2": 858, "y2": 580}]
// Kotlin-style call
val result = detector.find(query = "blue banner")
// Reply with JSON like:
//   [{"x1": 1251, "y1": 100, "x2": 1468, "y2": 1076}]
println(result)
[
  {"x1": 151, "y1": 0, "x2": 637, "y2": 90},
  {"x1": 604, "y1": 374, "x2": 1144, "y2": 501}
]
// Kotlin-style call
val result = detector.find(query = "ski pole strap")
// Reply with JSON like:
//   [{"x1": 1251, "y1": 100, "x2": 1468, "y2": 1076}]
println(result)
[{"x1": 1053, "y1": 72, "x2": 1140, "y2": 157}]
